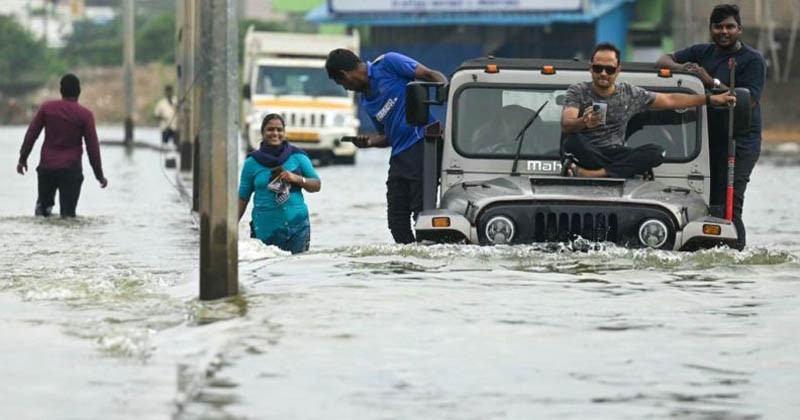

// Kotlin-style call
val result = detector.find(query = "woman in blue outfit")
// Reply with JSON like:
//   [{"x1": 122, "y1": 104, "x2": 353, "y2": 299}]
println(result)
[{"x1": 238, "y1": 114, "x2": 321, "y2": 253}]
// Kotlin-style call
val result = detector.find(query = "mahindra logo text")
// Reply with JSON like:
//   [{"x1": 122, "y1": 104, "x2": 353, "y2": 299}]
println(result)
[{"x1": 526, "y1": 160, "x2": 562, "y2": 172}]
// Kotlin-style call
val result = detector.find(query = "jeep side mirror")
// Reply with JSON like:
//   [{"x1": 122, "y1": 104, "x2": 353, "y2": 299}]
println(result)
[
  {"x1": 732, "y1": 87, "x2": 751, "y2": 138},
  {"x1": 242, "y1": 83, "x2": 251, "y2": 100},
  {"x1": 406, "y1": 81, "x2": 448, "y2": 126}
]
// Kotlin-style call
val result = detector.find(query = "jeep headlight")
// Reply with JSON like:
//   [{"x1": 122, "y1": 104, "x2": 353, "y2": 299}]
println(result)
[
  {"x1": 332, "y1": 113, "x2": 346, "y2": 127},
  {"x1": 638, "y1": 219, "x2": 668, "y2": 248},
  {"x1": 485, "y1": 216, "x2": 515, "y2": 245}
]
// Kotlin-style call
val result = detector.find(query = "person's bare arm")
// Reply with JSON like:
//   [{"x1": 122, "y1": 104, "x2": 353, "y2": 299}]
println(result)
[
  {"x1": 349, "y1": 134, "x2": 389, "y2": 148},
  {"x1": 278, "y1": 171, "x2": 321, "y2": 193},
  {"x1": 656, "y1": 53, "x2": 685, "y2": 71},
  {"x1": 657, "y1": 53, "x2": 716, "y2": 89},
  {"x1": 650, "y1": 91, "x2": 736, "y2": 110},
  {"x1": 414, "y1": 64, "x2": 447, "y2": 84},
  {"x1": 561, "y1": 105, "x2": 599, "y2": 134}
]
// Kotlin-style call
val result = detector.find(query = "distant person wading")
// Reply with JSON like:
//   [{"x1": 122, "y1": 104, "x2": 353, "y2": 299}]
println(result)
[
  {"x1": 17, "y1": 73, "x2": 108, "y2": 217},
  {"x1": 238, "y1": 114, "x2": 321, "y2": 254},
  {"x1": 154, "y1": 84, "x2": 179, "y2": 146}
]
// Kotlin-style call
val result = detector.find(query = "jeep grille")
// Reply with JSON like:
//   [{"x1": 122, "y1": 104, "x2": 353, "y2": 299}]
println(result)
[
  {"x1": 532, "y1": 211, "x2": 619, "y2": 243},
  {"x1": 478, "y1": 203, "x2": 676, "y2": 248}
]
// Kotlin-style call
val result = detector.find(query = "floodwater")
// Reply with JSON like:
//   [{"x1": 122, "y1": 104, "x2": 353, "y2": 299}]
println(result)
[{"x1": 1, "y1": 125, "x2": 799, "y2": 420}]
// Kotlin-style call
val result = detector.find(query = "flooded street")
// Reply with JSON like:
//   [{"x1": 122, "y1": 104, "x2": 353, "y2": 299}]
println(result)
[{"x1": 1, "y1": 125, "x2": 799, "y2": 419}]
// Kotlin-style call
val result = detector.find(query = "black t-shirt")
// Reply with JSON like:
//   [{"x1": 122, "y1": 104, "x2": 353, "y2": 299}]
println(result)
[{"x1": 672, "y1": 42, "x2": 766, "y2": 151}]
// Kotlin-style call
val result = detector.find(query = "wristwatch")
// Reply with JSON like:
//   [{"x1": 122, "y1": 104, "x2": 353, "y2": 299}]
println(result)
[{"x1": 713, "y1": 78, "x2": 721, "y2": 89}]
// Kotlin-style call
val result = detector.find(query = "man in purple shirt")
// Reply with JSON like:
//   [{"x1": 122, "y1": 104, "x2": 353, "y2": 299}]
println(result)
[{"x1": 17, "y1": 74, "x2": 108, "y2": 217}]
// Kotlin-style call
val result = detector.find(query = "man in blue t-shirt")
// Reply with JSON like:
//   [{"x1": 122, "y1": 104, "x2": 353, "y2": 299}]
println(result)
[
  {"x1": 325, "y1": 49, "x2": 447, "y2": 244},
  {"x1": 658, "y1": 4, "x2": 766, "y2": 250}
]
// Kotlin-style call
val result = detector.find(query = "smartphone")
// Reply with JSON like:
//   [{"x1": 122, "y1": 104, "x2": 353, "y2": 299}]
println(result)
[{"x1": 592, "y1": 102, "x2": 607, "y2": 125}]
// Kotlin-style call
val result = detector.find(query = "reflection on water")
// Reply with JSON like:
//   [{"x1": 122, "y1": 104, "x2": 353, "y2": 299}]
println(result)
[{"x1": 1, "y1": 127, "x2": 799, "y2": 419}]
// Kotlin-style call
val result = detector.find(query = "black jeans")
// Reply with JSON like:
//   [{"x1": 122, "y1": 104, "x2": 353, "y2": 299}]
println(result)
[
  {"x1": 563, "y1": 133, "x2": 665, "y2": 178},
  {"x1": 36, "y1": 166, "x2": 84, "y2": 217},
  {"x1": 708, "y1": 144, "x2": 760, "y2": 250},
  {"x1": 386, "y1": 141, "x2": 424, "y2": 244},
  {"x1": 162, "y1": 129, "x2": 178, "y2": 145}
]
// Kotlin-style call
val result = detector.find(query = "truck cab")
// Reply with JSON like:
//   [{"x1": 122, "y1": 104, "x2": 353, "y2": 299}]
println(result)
[
  {"x1": 408, "y1": 57, "x2": 751, "y2": 250},
  {"x1": 241, "y1": 28, "x2": 360, "y2": 164}
]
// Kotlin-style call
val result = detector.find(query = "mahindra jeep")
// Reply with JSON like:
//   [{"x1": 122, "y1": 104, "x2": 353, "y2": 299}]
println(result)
[{"x1": 406, "y1": 57, "x2": 751, "y2": 250}]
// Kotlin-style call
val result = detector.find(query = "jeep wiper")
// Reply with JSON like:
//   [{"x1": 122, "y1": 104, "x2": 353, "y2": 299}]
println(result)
[{"x1": 510, "y1": 101, "x2": 548, "y2": 176}]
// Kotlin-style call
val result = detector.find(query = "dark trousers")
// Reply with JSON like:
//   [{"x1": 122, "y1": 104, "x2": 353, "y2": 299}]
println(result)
[
  {"x1": 709, "y1": 143, "x2": 760, "y2": 250},
  {"x1": 162, "y1": 129, "x2": 178, "y2": 145},
  {"x1": 563, "y1": 134, "x2": 665, "y2": 178},
  {"x1": 386, "y1": 141, "x2": 424, "y2": 244},
  {"x1": 36, "y1": 166, "x2": 84, "y2": 217}
]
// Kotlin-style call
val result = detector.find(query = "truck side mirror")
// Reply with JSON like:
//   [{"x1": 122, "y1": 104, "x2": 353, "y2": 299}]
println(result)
[
  {"x1": 732, "y1": 87, "x2": 751, "y2": 138},
  {"x1": 242, "y1": 83, "x2": 251, "y2": 100},
  {"x1": 405, "y1": 81, "x2": 448, "y2": 126}
]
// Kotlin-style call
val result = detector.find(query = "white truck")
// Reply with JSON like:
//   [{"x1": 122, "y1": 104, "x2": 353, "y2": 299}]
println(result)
[{"x1": 241, "y1": 27, "x2": 360, "y2": 164}]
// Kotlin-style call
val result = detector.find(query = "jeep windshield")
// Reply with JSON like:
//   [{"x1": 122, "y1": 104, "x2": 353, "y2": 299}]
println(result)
[
  {"x1": 255, "y1": 65, "x2": 348, "y2": 97},
  {"x1": 454, "y1": 86, "x2": 699, "y2": 162}
]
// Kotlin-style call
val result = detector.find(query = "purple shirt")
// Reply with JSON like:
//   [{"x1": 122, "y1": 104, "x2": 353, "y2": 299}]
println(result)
[{"x1": 19, "y1": 98, "x2": 105, "y2": 180}]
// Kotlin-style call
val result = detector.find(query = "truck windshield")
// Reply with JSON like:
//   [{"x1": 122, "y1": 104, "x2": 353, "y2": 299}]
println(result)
[
  {"x1": 255, "y1": 66, "x2": 347, "y2": 98},
  {"x1": 454, "y1": 86, "x2": 699, "y2": 162}
]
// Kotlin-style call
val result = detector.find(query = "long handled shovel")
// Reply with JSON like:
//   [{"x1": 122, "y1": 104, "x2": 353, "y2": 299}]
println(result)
[{"x1": 725, "y1": 58, "x2": 736, "y2": 221}]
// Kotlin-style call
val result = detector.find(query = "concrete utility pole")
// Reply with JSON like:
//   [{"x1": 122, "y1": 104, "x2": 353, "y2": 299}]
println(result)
[
  {"x1": 176, "y1": 0, "x2": 197, "y2": 172},
  {"x1": 42, "y1": 0, "x2": 48, "y2": 45},
  {"x1": 765, "y1": 1, "x2": 781, "y2": 81},
  {"x1": 783, "y1": 3, "x2": 799, "y2": 82},
  {"x1": 192, "y1": 0, "x2": 202, "y2": 212},
  {"x1": 122, "y1": 0, "x2": 135, "y2": 145},
  {"x1": 197, "y1": 0, "x2": 239, "y2": 300}
]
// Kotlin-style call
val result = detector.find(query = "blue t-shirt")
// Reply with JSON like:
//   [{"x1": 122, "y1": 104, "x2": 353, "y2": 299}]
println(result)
[
  {"x1": 360, "y1": 52, "x2": 434, "y2": 156},
  {"x1": 672, "y1": 42, "x2": 766, "y2": 151},
  {"x1": 238, "y1": 153, "x2": 319, "y2": 238}
]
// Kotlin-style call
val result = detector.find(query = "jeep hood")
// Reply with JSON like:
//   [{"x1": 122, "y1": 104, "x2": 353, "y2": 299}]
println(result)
[{"x1": 440, "y1": 176, "x2": 707, "y2": 224}]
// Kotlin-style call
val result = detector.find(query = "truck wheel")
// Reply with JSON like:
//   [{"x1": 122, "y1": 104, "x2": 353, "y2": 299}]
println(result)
[{"x1": 333, "y1": 154, "x2": 356, "y2": 165}]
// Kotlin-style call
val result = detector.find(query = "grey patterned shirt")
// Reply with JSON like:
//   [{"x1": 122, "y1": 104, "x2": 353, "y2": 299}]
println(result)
[{"x1": 563, "y1": 81, "x2": 656, "y2": 148}]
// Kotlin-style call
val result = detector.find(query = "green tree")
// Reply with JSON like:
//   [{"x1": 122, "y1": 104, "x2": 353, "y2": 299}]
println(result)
[
  {"x1": 136, "y1": 13, "x2": 175, "y2": 63},
  {"x1": 0, "y1": 15, "x2": 65, "y2": 95},
  {"x1": 61, "y1": 18, "x2": 122, "y2": 66},
  {"x1": 62, "y1": 12, "x2": 176, "y2": 66}
]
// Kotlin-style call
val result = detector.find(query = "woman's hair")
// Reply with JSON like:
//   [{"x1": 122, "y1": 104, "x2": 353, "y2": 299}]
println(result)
[{"x1": 260, "y1": 113, "x2": 285, "y2": 134}]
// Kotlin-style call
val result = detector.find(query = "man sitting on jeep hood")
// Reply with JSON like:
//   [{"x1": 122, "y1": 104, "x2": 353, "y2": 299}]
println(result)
[{"x1": 560, "y1": 42, "x2": 736, "y2": 178}]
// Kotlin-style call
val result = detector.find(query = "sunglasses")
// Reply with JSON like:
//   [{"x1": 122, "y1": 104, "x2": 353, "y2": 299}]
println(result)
[{"x1": 591, "y1": 64, "x2": 618, "y2": 75}]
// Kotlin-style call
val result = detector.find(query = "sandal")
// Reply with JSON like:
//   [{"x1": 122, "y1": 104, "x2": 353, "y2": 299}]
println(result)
[{"x1": 560, "y1": 153, "x2": 581, "y2": 177}]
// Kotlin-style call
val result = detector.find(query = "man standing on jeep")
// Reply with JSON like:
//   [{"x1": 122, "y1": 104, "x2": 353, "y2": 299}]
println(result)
[
  {"x1": 561, "y1": 42, "x2": 736, "y2": 180},
  {"x1": 325, "y1": 49, "x2": 447, "y2": 244},
  {"x1": 657, "y1": 4, "x2": 766, "y2": 250}
]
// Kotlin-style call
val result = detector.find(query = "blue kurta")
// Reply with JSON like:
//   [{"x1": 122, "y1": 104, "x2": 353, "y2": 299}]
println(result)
[{"x1": 239, "y1": 153, "x2": 319, "y2": 252}]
